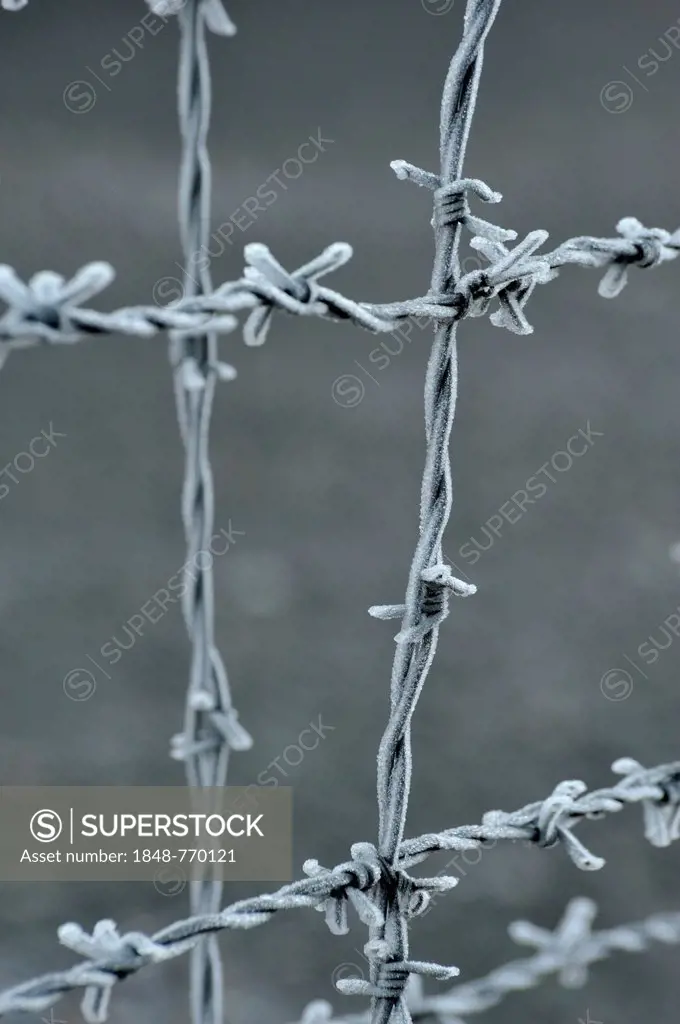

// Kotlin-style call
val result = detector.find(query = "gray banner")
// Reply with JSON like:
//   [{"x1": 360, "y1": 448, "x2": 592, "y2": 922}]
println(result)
[{"x1": 0, "y1": 787, "x2": 292, "y2": 881}]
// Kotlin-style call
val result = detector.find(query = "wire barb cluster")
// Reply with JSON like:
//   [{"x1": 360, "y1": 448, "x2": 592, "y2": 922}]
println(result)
[
  {"x1": 1, "y1": 1, "x2": 679, "y2": 1024},
  {"x1": 170, "y1": 5, "x2": 248, "y2": 1024},
  {"x1": 0, "y1": 757, "x2": 677, "y2": 1020},
  {"x1": 1, "y1": 211, "x2": 678, "y2": 366},
  {"x1": 296, "y1": 898, "x2": 680, "y2": 1024},
  {"x1": 369, "y1": 563, "x2": 477, "y2": 645}
]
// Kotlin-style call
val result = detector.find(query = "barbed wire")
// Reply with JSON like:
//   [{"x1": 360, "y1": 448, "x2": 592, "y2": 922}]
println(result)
[
  {"x1": 168, "y1": 7, "x2": 250, "y2": 1024},
  {"x1": 0, "y1": 213, "x2": 678, "y2": 373},
  {"x1": 295, "y1": 897, "x2": 680, "y2": 1024},
  {"x1": 359, "y1": 3, "x2": 508, "y2": 1021},
  {"x1": 0, "y1": 755, "x2": 678, "y2": 1020},
  {"x1": 1, "y1": 2, "x2": 680, "y2": 1024}
]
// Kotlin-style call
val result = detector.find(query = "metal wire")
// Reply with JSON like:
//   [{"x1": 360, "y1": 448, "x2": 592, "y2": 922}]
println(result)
[
  {"x1": 0, "y1": 215, "x2": 678, "y2": 365},
  {"x1": 0, "y1": 756, "x2": 678, "y2": 1020},
  {"x1": 296, "y1": 897, "x2": 680, "y2": 1024},
  {"x1": 362, "y1": 5, "x2": 506, "y2": 1021},
  {"x1": 1, "y1": 2, "x2": 680, "y2": 1024},
  {"x1": 170, "y1": 7, "x2": 250, "y2": 1024}
]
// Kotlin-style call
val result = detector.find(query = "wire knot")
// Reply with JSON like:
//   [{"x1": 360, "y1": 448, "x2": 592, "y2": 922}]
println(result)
[
  {"x1": 371, "y1": 843, "x2": 459, "y2": 921},
  {"x1": 433, "y1": 186, "x2": 470, "y2": 230},
  {"x1": 145, "y1": 0, "x2": 236, "y2": 35},
  {"x1": 176, "y1": 355, "x2": 237, "y2": 391},
  {"x1": 534, "y1": 780, "x2": 591, "y2": 848},
  {"x1": 598, "y1": 217, "x2": 680, "y2": 298},
  {"x1": 335, "y1": 940, "x2": 459, "y2": 1000},
  {"x1": 0, "y1": 262, "x2": 118, "y2": 347},
  {"x1": 302, "y1": 842, "x2": 384, "y2": 935},
  {"x1": 170, "y1": 690, "x2": 252, "y2": 760},
  {"x1": 483, "y1": 779, "x2": 607, "y2": 871},
  {"x1": 237, "y1": 242, "x2": 363, "y2": 345},
  {"x1": 390, "y1": 163, "x2": 516, "y2": 244},
  {"x1": 395, "y1": 863, "x2": 460, "y2": 920},
  {"x1": 454, "y1": 230, "x2": 556, "y2": 334},
  {"x1": 302, "y1": 841, "x2": 459, "y2": 936},
  {"x1": 611, "y1": 756, "x2": 680, "y2": 848},
  {"x1": 369, "y1": 563, "x2": 476, "y2": 644},
  {"x1": 58, "y1": 920, "x2": 193, "y2": 1023}
]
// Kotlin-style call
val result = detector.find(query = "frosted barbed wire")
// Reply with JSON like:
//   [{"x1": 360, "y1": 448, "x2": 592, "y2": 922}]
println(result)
[
  {"x1": 0, "y1": 213, "x2": 678, "y2": 371},
  {"x1": 163, "y1": 2, "x2": 253, "y2": 1024},
  {"x1": 294, "y1": 898, "x2": 680, "y2": 1024},
  {"x1": 0, "y1": 755, "x2": 677, "y2": 1021},
  {"x1": 2, "y1": 1, "x2": 680, "y2": 1023},
  {"x1": 354, "y1": 2, "x2": 520, "y2": 1021},
  {"x1": 169, "y1": 6, "x2": 246, "y2": 1024},
  {"x1": 402, "y1": 756, "x2": 680, "y2": 868}
]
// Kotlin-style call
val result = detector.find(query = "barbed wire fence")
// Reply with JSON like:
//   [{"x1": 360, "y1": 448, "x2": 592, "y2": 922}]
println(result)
[
  {"x1": 170, "y1": 7, "x2": 251, "y2": 1024},
  {"x1": 0, "y1": 1, "x2": 679, "y2": 1023},
  {"x1": 297, "y1": 896, "x2": 680, "y2": 1024}
]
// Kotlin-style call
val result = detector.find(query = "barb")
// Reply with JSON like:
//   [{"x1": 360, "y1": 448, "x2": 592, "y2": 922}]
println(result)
[
  {"x1": 1, "y1": 755, "x2": 677, "y2": 1020},
  {"x1": 167, "y1": 6, "x2": 250, "y2": 1024},
  {"x1": 0, "y1": 218, "x2": 678, "y2": 370},
  {"x1": 294, "y1": 898, "x2": 680, "y2": 1024},
  {"x1": 401, "y1": 756, "x2": 680, "y2": 867},
  {"x1": 147, "y1": 0, "x2": 235, "y2": 35}
]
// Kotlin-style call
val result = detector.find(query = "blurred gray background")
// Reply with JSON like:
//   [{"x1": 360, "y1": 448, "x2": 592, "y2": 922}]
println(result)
[{"x1": 1, "y1": 1, "x2": 680, "y2": 1022}]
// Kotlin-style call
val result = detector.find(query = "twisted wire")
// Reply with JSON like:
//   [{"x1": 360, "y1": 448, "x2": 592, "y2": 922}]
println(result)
[
  {"x1": 1, "y1": 755, "x2": 677, "y2": 1020},
  {"x1": 171, "y1": 7, "x2": 250, "y2": 1024},
  {"x1": 2, "y1": 3, "x2": 680, "y2": 1024},
  {"x1": 0, "y1": 221, "x2": 678, "y2": 364},
  {"x1": 293, "y1": 898, "x2": 680, "y2": 1024},
  {"x1": 364, "y1": 4, "x2": 505, "y2": 1023}
]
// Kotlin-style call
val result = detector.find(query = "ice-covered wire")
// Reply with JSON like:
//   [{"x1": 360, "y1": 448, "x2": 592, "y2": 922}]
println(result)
[
  {"x1": 359, "y1": 3, "x2": 506, "y2": 1022},
  {"x1": 294, "y1": 898, "x2": 680, "y2": 1024},
  {"x1": 169, "y1": 7, "x2": 250, "y2": 1024},
  {"x1": 0, "y1": 755, "x2": 677, "y2": 1021},
  {"x1": 2, "y1": 3, "x2": 680, "y2": 1024},
  {"x1": 0, "y1": 214, "x2": 678, "y2": 370}
]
